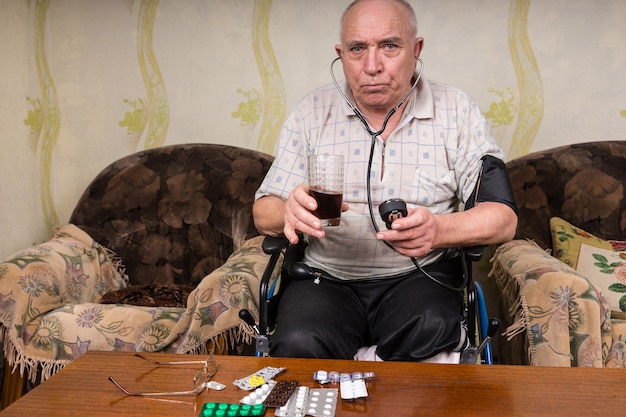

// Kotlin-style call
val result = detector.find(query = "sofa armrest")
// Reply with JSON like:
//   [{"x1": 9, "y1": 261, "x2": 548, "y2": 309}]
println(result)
[
  {"x1": 491, "y1": 240, "x2": 611, "y2": 367},
  {"x1": 0, "y1": 224, "x2": 127, "y2": 337},
  {"x1": 0, "y1": 224, "x2": 128, "y2": 382},
  {"x1": 2, "y1": 224, "x2": 127, "y2": 300}
]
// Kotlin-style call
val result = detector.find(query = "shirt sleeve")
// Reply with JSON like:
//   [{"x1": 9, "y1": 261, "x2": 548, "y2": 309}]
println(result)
[
  {"x1": 451, "y1": 89, "x2": 506, "y2": 205},
  {"x1": 255, "y1": 98, "x2": 312, "y2": 201}
]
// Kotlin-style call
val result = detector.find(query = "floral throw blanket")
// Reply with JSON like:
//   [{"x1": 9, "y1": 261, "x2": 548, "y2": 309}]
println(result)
[
  {"x1": 0, "y1": 224, "x2": 271, "y2": 383},
  {"x1": 490, "y1": 239, "x2": 625, "y2": 367}
]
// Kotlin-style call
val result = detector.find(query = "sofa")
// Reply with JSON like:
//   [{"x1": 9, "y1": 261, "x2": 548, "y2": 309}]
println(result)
[
  {"x1": 0, "y1": 143, "x2": 277, "y2": 407},
  {"x1": 490, "y1": 140, "x2": 626, "y2": 366}
]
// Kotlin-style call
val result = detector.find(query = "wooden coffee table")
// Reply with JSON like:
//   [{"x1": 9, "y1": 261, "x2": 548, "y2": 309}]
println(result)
[{"x1": 1, "y1": 350, "x2": 624, "y2": 416}]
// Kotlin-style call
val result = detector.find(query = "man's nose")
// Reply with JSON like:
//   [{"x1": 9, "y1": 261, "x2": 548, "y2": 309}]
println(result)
[{"x1": 364, "y1": 48, "x2": 383, "y2": 75}]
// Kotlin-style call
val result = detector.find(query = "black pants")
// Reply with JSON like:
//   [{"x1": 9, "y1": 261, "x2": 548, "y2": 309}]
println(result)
[{"x1": 270, "y1": 257, "x2": 465, "y2": 361}]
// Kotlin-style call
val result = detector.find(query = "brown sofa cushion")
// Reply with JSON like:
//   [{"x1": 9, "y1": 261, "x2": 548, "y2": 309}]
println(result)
[
  {"x1": 69, "y1": 144, "x2": 274, "y2": 288},
  {"x1": 100, "y1": 284, "x2": 195, "y2": 308},
  {"x1": 508, "y1": 141, "x2": 626, "y2": 250}
]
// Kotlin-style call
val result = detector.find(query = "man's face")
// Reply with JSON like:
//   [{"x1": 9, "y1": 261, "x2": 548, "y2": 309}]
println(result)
[{"x1": 335, "y1": 0, "x2": 423, "y2": 115}]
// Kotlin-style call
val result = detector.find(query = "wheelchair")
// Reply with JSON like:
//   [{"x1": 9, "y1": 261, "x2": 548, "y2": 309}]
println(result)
[{"x1": 240, "y1": 235, "x2": 499, "y2": 364}]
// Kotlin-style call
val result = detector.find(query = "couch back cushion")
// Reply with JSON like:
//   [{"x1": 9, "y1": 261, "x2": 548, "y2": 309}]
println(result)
[
  {"x1": 69, "y1": 144, "x2": 274, "y2": 287},
  {"x1": 506, "y1": 141, "x2": 626, "y2": 249}
]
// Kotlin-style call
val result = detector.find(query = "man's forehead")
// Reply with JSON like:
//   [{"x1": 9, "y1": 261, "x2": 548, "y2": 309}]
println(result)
[{"x1": 341, "y1": 2, "x2": 411, "y2": 43}]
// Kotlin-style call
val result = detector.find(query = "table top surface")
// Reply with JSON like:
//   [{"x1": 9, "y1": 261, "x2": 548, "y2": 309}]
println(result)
[{"x1": 2, "y1": 350, "x2": 625, "y2": 416}]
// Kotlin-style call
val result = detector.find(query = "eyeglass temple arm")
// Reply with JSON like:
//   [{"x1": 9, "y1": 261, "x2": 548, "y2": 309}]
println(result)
[
  {"x1": 134, "y1": 353, "x2": 208, "y2": 365},
  {"x1": 108, "y1": 376, "x2": 198, "y2": 397}
]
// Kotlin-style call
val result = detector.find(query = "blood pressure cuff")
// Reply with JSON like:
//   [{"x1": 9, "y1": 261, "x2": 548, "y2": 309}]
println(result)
[{"x1": 466, "y1": 155, "x2": 517, "y2": 213}]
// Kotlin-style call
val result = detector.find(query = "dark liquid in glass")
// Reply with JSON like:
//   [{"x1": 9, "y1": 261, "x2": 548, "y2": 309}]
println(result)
[{"x1": 309, "y1": 188, "x2": 342, "y2": 226}]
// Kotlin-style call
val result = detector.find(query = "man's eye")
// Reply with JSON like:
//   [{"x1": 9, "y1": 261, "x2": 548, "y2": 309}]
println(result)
[
  {"x1": 351, "y1": 46, "x2": 363, "y2": 52},
  {"x1": 385, "y1": 44, "x2": 397, "y2": 50}
]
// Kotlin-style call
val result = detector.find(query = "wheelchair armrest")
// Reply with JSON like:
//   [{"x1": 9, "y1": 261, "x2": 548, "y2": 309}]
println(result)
[
  {"x1": 262, "y1": 235, "x2": 290, "y2": 255},
  {"x1": 259, "y1": 237, "x2": 288, "y2": 310},
  {"x1": 464, "y1": 245, "x2": 484, "y2": 262},
  {"x1": 259, "y1": 234, "x2": 306, "y2": 330},
  {"x1": 256, "y1": 235, "x2": 305, "y2": 339}
]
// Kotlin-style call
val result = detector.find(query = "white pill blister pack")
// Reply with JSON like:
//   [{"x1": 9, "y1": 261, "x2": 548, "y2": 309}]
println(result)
[
  {"x1": 339, "y1": 378, "x2": 368, "y2": 400},
  {"x1": 306, "y1": 388, "x2": 338, "y2": 416},
  {"x1": 275, "y1": 387, "x2": 338, "y2": 417},
  {"x1": 239, "y1": 381, "x2": 276, "y2": 406}
]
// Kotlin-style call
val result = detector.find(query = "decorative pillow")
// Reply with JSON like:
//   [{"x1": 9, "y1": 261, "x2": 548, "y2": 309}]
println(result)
[
  {"x1": 550, "y1": 217, "x2": 626, "y2": 313},
  {"x1": 550, "y1": 217, "x2": 614, "y2": 268},
  {"x1": 577, "y1": 244, "x2": 626, "y2": 313}
]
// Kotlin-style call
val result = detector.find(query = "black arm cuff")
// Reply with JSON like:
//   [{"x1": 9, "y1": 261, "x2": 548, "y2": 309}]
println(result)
[{"x1": 466, "y1": 155, "x2": 518, "y2": 214}]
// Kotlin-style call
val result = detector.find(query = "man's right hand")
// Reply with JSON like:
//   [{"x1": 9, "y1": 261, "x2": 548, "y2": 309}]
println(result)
[
  {"x1": 283, "y1": 185, "x2": 325, "y2": 244},
  {"x1": 253, "y1": 186, "x2": 349, "y2": 245}
]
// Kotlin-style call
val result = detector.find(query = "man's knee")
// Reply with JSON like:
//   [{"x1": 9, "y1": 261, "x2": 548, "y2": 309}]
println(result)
[{"x1": 270, "y1": 327, "x2": 329, "y2": 358}]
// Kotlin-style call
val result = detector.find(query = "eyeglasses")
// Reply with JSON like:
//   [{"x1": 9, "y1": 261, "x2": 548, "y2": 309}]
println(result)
[{"x1": 108, "y1": 353, "x2": 218, "y2": 397}]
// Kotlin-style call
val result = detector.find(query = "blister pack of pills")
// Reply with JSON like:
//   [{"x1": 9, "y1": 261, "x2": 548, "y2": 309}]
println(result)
[
  {"x1": 233, "y1": 366, "x2": 286, "y2": 390},
  {"x1": 240, "y1": 382, "x2": 276, "y2": 406},
  {"x1": 313, "y1": 370, "x2": 375, "y2": 384},
  {"x1": 339, "y1": 378, "x2": 368, "y2": 400},
  {"x1": 206, "y1": 381, "x2": 227, "y2": 391},
  {"x1": 262, "y1": 380, "x2": 298, "y2": 407},
  {"x1": 306, "y1": 388, "x2": 338, "y2": 417},
  {"x1": 275, "y1": 387, "x2": 338, "y2": 417},
  {"x1": 274, "y1": 385, "x2": 309, "y2": 417},
  {"x1": 199, "y1": 402, "x2": 266, "y2": 417}
]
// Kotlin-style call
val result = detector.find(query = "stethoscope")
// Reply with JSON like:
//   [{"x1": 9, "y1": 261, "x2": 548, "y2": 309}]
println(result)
[
  {"x1": 330, "y1": 56, "x2": 423, "y2": 138},
  {"x1": 330, "y1": 56, "x2": 465, "y2": 292}
]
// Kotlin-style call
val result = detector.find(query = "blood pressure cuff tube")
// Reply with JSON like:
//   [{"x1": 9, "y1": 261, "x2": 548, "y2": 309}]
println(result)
[{"x1": 466, "y1": 155, "x2": 518, "y2": 214}]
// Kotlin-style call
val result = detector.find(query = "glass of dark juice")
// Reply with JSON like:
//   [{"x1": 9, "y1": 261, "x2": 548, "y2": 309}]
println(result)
[{"x1": 307, "y1": 154, "x2": 344, "y2": 226}]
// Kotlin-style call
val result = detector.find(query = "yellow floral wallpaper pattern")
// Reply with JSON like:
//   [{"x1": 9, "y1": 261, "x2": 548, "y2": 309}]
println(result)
[
  {"x1": 506, "y1": 0, "x2": 544, "y2": 160},
  {"x1": 136, "y1": 0, "x2": 170, "y2": 150},
  {"x1": 32, "y1": 0, "x2": 61, "y2": 232},
  {"x1": 250, "y1": 0, "x2": 286, "y2": 155}
]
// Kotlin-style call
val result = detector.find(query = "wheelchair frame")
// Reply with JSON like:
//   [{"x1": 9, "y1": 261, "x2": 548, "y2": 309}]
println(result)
[{"x1": 240, "y1": 236, "x2": 498, "y2": 363}]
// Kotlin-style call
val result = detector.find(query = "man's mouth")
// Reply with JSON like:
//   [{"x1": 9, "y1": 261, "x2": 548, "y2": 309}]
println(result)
[{"x1": 362, "y1": 84, "x2": 386, "y2": 91}]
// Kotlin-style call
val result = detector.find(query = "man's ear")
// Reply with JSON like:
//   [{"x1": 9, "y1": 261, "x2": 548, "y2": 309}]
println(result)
[
  {"x1": 335, "y1": 44, "x2": 343, "y2": 58},
  {"x1": 414, "y1": 37, "x2": 424, "y2": 58}
]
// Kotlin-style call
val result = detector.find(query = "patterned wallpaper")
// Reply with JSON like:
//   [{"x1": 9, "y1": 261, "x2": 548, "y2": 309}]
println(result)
[{"x1": 0, "y1": 0, "x2": 624, "y2": 257}]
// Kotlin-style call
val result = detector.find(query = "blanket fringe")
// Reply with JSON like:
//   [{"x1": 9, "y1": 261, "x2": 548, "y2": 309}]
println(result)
[
  {"x1": 1, "y1": 323, "x2": 257, "y2": 386},
  {"x1": 182, "y1": 323, "x2": 256, "y2": 356},
  {"x1": 1, "y1": 326, "x2": 71, "y2": 384},
  {"x1": 489, "y1": 250, "x2": 526, "y2": 338},
  {"x1": 488, "y1": 243, "x2": 537, "y2": 365},
  {"x1": 101, "y1": 246, "x2": 129, "y2": 286}
]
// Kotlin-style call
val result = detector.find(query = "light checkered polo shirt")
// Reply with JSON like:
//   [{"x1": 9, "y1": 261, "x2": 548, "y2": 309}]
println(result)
[{"x1": 256, "y1": 76, "x2": 504, "y2": 280}]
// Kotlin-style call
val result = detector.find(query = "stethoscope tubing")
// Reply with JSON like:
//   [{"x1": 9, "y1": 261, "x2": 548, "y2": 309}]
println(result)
[{"x1": 329, "y1": 57, "x2": 465, "y2": 292}]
